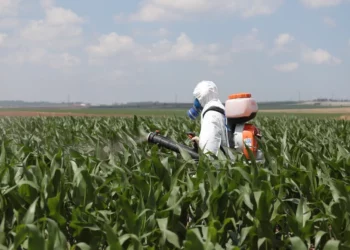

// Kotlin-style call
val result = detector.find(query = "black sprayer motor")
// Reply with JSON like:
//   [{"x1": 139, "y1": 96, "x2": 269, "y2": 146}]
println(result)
[{"x1": 147, "y1": 130, "x2": 199, "y2": 160}]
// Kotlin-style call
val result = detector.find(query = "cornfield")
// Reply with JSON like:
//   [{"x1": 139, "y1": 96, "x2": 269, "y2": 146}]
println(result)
[{"x1": 0, "y1": 115, "x2": 349, "y2": 250}]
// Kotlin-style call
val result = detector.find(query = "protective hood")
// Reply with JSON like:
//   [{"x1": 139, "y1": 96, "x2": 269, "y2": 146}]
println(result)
[{"x1": 193, "y1": 81, "x2": 220, "y2": 108}]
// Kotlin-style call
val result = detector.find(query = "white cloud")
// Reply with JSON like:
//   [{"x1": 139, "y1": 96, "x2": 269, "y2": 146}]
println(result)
[
  {"x1": 231, "y1": 28, "x2": 264, "y2": 53},
  {"x1": 20, "y1": 20, "x2": 83, "y2": 49},
  {"x1": 143, "y1": 34, "x2": 230, "y2": 65},
  {"x1": 302, "y1": 48, "x2": 342, "y2": 65},
  {"x1": 86, "y1": 32, "x2": 135, "y2": 58},
  {"x1": 0, "y1": 33, "x2": 7, "y2": 46},
  {"x1": 239, "y1": 0, "x2": 284, "y2": 17},
  {"x1": 275, "y1": 33, "x2": 294, "y2": 48},
  {"x1": 0, "y1": 18, "x2": 19, "y2": 29},
  {"x1": 49, "y1": 53, "x2": 81, "y2": 69},
  {"x1": 0, "y1": 0, "x2": 21, "y2": 30},
  {"x1": 40, "y1": 0, "x2": 55, "y2": 9},
  {"x1": 19, "y1": 7, "x2": 84, "y2": 49},
  {"x1": 0, "y1": 48, "x2": 48, "y2": 65},
  {"x1": 0, "y1": 47, "x2": 80, "y2": 69},
  {"x1": 300, "y1": 0, "x2": 343, "y2": 8},
  {"x1": 0, "y1": 0, "x2": 20, "y2": 16},
  {"x1": 45, "y1": 7, "x2": 83, "y2": 25},
  {"x1": 273, "y1": 62, "x2": 299, "y2": 72},
  {"x1": 21, "y1": 20, "x2": 81, "y2": 41},
  {"x1": 130, "y1": 4, "x2": 181, "y2": 22},
  {"x1": 146, "y1": 33, "x2": 195, "y2": 61},
  {"x1": 129, "y1": 0, "x2": 284, "y2": 22},
  {"x1": 86, "y1": 32, "x2": 231, "y2": 66},
  {"x1": 156, "y1": 28, "x2": 170, "y2": 37},
  {"x1": 269, "y1": 33, "x2": 295, "y2": 55},
  {"x1": 88, "y1": 68, "x2": 133, "y2": 87},
  {"x1": 0, "y1": 3, "x2": 83, "y2": 70},
  {"x1": 132, "y1": 27, "x2": 171, "y2": 37},
  {"x1": 323, "y1": 16, "x2": 336, "y2": 27}
]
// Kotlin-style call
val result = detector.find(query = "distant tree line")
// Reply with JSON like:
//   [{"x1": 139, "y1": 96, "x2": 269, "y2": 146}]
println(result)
[
  {"x1": 312, "y1": 98, "x2": 350, "y2": 102},
  {"x1": 0, "y1": 100, "x2": 89, "y2": 108},
  {"x1": 91, "y1": 102, "x2": 193, "y2": 109},
  {"x1": 89, "y1": 101, "x2": 302, "y2": 110}
]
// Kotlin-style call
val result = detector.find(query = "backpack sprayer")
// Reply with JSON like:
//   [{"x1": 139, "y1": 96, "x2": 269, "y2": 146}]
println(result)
[
  {"x1": 147, "y1": 92, "x2": 264, "y2": 163},
  {"x1": 224, "y1": 93, "x2": 264, "y2": 162}
]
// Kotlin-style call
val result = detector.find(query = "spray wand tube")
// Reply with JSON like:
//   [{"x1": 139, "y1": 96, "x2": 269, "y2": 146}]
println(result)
[{"x1": 147, "y1": 131, "x2": 199, "y2": 160}]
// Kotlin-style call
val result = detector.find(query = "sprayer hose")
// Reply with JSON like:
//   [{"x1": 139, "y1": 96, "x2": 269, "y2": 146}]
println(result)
[{"x1": 148, "y1": 132, "x2": 199, "y2": 160}]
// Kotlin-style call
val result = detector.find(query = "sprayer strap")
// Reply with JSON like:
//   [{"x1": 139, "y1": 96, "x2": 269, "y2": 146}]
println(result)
[
  {"x1": 202, "y1": 106, "x2": 225, "y2": 118},
  {"x1": 202, "y1": 106, "x2": 227, "y2": 156}
]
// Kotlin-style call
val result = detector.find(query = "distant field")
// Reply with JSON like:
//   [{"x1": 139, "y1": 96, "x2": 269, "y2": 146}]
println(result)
[
  {"x1": 256, "y1": 101, "x2": 350, "y2": 110},
  {"x1": 258, "y1": 112, "x2": 347, "y2": 119},
  {"x1": 0, "y1": 106, "x2": 349, "y2": 119},
  {"x1": 0, "y1": 108, "x2": 186, "y2": 117},
  {"x1": 261, "y1": 107, "x2": 350, "y2": 119},
  {"x1": 262, "y1": 107, "x2": 350, "y2": 114},
  {"x1": 1, "y1": 100, "x2": 350, "y2": 117}
]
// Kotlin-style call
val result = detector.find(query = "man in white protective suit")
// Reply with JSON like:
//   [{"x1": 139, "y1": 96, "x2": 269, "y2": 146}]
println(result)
[{"x1": 187, "y1": 80, "x2": 233, "y2": 159}]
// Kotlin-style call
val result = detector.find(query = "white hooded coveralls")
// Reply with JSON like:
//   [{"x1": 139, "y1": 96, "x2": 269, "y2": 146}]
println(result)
[{"x1": 193, "y1": 81, "x2": 230, "y2": 157}]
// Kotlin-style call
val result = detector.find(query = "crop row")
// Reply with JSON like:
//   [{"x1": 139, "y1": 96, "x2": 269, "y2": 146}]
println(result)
[{"x1": 0, "y1": 115, "x2": 349, "y2": 249}]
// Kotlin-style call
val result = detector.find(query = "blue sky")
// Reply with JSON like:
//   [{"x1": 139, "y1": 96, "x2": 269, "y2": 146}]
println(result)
[{"x1": 0, "y1": 0, "x2": 349, "y2": 104}]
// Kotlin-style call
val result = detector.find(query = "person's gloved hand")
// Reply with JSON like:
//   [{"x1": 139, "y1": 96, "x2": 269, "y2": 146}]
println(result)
[{"x1": 191, "y1": 136, "x2": 199, "y2": 144}]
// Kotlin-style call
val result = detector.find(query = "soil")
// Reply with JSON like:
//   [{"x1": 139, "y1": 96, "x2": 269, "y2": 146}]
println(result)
[{"x1": 339, "y1": 115, "x2": 350, "y2": 120}]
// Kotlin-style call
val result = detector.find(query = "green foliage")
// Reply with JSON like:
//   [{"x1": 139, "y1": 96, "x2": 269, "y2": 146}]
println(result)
[{"x1": 0, "y1": 115, "x2": 349, "y2": 249}]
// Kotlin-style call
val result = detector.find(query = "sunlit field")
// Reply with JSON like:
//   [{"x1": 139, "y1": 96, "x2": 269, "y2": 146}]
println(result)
[{"x1": 0, "y1": 113, "x2": 349, "y2": 249}]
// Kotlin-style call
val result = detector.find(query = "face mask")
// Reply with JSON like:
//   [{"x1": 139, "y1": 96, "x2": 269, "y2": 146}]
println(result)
[{"x1": 187, "y1": 98, "x2": 202, "y2": 120}]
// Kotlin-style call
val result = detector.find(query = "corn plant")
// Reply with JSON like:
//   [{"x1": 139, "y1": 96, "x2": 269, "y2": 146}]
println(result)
[{"x1": 0, "y1": 115, "x2": 349, "y2": 249}]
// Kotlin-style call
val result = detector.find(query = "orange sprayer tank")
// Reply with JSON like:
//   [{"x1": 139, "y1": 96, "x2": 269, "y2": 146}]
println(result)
[{"x1": 225, "y1": 93, "x2": 258, "y2": 123}]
